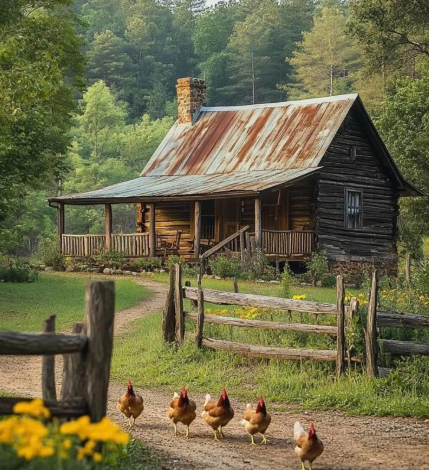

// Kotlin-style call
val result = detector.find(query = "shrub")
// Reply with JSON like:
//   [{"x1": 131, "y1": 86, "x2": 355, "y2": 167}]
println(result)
[
  {"x1": 129, "y1": 257, "x2": 162, "y2": 271},
  {"x1": 305, "y1": 251, "x2": 329, "y2": 286},
  {"x1": 166, "y1": 255, "x2": 185, "y2": 269},
  {"x1": 0, "y1": 266, "x2": 38, "y2": 283},
  {"x1": 280, "y1": 264, "x2": 294, "y2": 298},
  {"x1": 38, "y1": 236, "x2": 65, "y2": 271},
  {"x1": 209, "y1": 255, "x2": 244, "y2": 279},
  {"x1": 95, "y1": 251, "x2": 125, "y2": 269},
  {"x1": 414, "y1": 257, "x2": 429, "y2": 296},
  {"x1": 321, "y1": 274, "x2": 336, "y2": 288}
]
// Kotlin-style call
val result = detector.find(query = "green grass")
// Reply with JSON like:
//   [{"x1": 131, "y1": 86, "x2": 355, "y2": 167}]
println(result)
[
  {"x1": 112, "y1": 274, "x2": 429, "y2": 418},
  {"x1": 0, "y1": 273, "x2": 151, "y2": 332}
]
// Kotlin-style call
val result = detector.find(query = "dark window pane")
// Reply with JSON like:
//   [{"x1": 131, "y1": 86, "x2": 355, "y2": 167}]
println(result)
[{"x1": 346, "y1": 190, "x2": 362, "y2": 229}]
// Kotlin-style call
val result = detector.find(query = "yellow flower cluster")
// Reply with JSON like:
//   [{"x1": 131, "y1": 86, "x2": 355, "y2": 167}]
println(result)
[
  {"x1": 0, "y1": 399, "x2": 129, "y2": 464},
  {"x1": 292, "y1": 294, "x2": 307, "y2": 300},
  {"x1": 345, "y1": 292, "x2": 368, "y2": 306},
  {"x1": 380, "y1": 289, "x2": 429, "y2": 306}
]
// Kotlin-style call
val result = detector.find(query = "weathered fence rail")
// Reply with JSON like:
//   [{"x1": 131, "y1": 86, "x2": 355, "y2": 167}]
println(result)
[
  {"x1": 0, "y1": 281, "x2": 115, "y2": 422},
  {"x1": 163, "y1": 264, "x2": 347, "y2": 375},
  {"x1": 366, "y1": 270, "x2": 429, "y2": 377}
]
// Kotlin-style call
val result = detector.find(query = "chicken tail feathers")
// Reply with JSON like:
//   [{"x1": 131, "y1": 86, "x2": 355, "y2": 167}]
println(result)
[
  {"x1": 173, "y1": 392, "x2": 179, "y2": 399},
  {"x1": 204, "y1": 394, "x2": 212, "y2": 406},
  {"x1": 246, "y1": 403, "x2": 252, "y2": 409},
  {"x1": 294, "y1": 421, "x2": 306, "y2": 441}
]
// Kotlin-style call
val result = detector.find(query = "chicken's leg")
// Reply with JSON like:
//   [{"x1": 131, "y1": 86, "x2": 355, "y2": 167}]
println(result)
[
  {"x1": 308, "y1": 463, "x2": 313, "y2": 470},
  {"x1": 250, "y1": 435, "x2": 256, "y2": 446},
  {"x1": 260, "y1": 434, "x2": 268, "y2": 445},
  {"x1": 173, "y1": 423, "x2": 178, "y2": 436},
  {"x1": 185, "y1": 425, "x2": 190, "y2": 438},
  {"x1": 301, "y1": 462, "x2": 306, "y2": 470},
  {"x1": 213, "y1": 429, "x2": 220, "y2": 441},
  {"x1": 128, "y1": 417, "x2": 132, "y2": 428},
  {"x1": 219, "y1": 425, "x2": 225, "y2": 438}
]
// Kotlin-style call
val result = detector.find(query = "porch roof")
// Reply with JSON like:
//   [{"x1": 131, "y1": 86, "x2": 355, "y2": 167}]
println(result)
[{"x1": 48, "y1": 167, "x2": 320, "y2": 204}]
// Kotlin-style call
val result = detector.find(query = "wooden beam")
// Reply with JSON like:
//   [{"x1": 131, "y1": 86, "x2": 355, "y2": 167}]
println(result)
[
  {"x1": 194, "y1": 200, "x2": 201, "y2": 258},
  {"x1": 148, "y1": 203, "x2": 156, "y2": 258},
  {"x1": 186, "y1": 312, "x2": 337, "y2": 335},
  {"x1": 62, "y1": 322, "x2": 86, "y2": 402},
  {"x1": 104, "y1": 204, "x2": 112, "y2": 252},
  {"x1": 0, "y1": 331, "x2": 87, "y2": 355},
  {"x1": 163, "y1": 268, "x2": 176, "y2": 343},
  {"x1": 255, "y1": 197, "x2": 262, "y2": 249},
  {"x1": 42, "y1": 315, "x2": 57, "y2": 402},
  {"x1": 183, "y1": 287, "x2": 338, "y2": 314},
  {"x1": 201, "y1": 226, "x2": 249, "y2": 260},
  {"x1": 336, "y1": 275, "x2": 345, "y2": 376},
  {"x1": 380, "y1": 339, "x2": 429, "y2": 356},
  {"x1": 366, "y1": 270, "x2": 379, "y2": 378},
  {"x1": 196, "y1": 273, "x2": 204, "y2": 349},
  {"x1": 0, "y1": 397, "x2": 87, "y2": 418},
  {"x1": 175, "y1": 264, "x2": 184, "y2": 343},
  {"x1": 377, "y1": 311, "x2": 429, "y2": 329},
  {"x1": 83, "y1": 281, "x2": 115, "y2": 423},
  {"x1": 201, "y1": 337, "x2": 337, "y2": 362},
  {"x1": 58, "y1": 203, "x2": 65, "y2": 253}
]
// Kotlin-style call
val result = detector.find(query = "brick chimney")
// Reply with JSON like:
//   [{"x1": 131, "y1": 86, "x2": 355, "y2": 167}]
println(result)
[{"x1": 176, "y1": 77, "x2": 206, "y2": 124}]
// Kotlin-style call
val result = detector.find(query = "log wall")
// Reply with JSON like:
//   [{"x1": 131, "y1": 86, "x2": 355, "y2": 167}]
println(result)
[{"x1": 316, "y1": 110, "x2": 398, "y2": 265}]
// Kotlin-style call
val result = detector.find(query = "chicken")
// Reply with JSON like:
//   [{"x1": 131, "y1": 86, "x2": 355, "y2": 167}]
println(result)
[
  {"x1": 116, "y1": 380, "x2": 144, "y2": 427},
  {"x1": 167, "y1": 387, "x2": 197, "y2": 437},
  {"x1": 241, "y1": 396, "x2": 271, "y2": 445},
  {"x1": 294, "y1": 421, "x2": 324, "y2": 470},
  {"x1": 201, "y1": 388, "x2": 234, "y2": 440}
]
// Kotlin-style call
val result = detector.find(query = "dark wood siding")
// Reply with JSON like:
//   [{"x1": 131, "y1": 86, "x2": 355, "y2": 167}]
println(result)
[{"x1": 316, "y1": 110, "x2": 398, "y2": 263}]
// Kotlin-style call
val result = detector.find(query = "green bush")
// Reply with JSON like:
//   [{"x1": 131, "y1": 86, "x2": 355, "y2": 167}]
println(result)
[
  {"x1": 166, "y1": 255, "x2": 185, "y2": 269},
  {"x1": 129, "y1": 257, "x2": 162, "y2": 271},
  {"x1": 244, "y1": 249, "x2": 277, "y2": 280},
  {"x1": 38, "y1": 236, "x2": 65, "y2": 271},
  {"x1": 209, "y1": 255, "x2": 244, "y2": 279},
  {"x1": 0, "y1": 266, "x2": 38, "y2": 283},
  {"x1": 280, "y1": 264, "x2": 294, "y2": 298},
  {"x1": 305, "y1": 251, "x2": 329, "y2": 286},
  {"x1": 95, "y1": 251, "x2": 125, "y2": 269},
  {"x1": 414, "y1": 257, "x2": 429, "y2": 295},
  {"x1": 321, "y1": 274, "x2": 336, "y2": 287}
]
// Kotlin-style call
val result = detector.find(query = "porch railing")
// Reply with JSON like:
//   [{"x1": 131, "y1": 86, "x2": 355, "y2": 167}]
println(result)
[
  {"x1": 261, "y1": 229, "x2": 314, "y2": 256},
  {"x1": 62, "y1": 233, "x2": 150, "y2": 257}
]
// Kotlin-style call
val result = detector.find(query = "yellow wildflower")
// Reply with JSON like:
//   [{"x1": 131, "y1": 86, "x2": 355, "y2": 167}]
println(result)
[
  {"x1": 358, "y1": 293, "x2": 365, "y2": 299},
  {"x1": 13, "y1": 399, "x2": 50, "y2": 419},
  {"x1": 93, "y1": 452, "x2": 103, "y2": 462}
]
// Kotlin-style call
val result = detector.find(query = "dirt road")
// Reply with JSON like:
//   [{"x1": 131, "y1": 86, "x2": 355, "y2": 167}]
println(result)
[{"x1": 1, "y1": 276, "x2": 428, "y2": 470}]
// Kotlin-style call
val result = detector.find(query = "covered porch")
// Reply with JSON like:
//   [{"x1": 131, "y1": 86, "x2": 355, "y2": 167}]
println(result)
[{"x1": 54, "y1": 181, "x2": 316, "y2": 261}]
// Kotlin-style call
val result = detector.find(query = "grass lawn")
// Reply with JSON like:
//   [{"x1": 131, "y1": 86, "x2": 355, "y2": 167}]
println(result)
[
  {"x1": 112, "y1": 273, "x2": 429, "y2": 418},
  {"x1": 0, "y1": 272, "x2": 151, "y2": 332}
]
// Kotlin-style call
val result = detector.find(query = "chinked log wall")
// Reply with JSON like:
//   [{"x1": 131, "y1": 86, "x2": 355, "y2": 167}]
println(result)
[
  {"x1": 0, "y1": 282, "x2": 114, "y2": 422},
  {"x1": 163, "y1": 265, "x2": 349, "y2": 376},
  {"x1": 316, "y1": 110, "x2": 398, "y2": 266}
]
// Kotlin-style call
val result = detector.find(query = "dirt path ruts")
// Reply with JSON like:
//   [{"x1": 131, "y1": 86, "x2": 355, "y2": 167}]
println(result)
[{"x1": 0, "y1": 276, "x2": 428, "y2": 470}]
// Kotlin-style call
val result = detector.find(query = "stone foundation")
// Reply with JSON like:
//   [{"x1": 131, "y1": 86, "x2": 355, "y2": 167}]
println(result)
[{"x1": 330, "y1": 260, "x2": 397, "y2": 277}]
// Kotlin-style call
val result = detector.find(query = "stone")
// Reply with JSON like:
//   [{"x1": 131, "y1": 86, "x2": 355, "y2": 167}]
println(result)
[
  {"x1": 88, "y1": 268, "x2": 99, "y2": 273},
  {"x1": 132, "y1": 272, "x2": 138, "y2": 276},
  {"x1": 160, "y1": 269, "x2": 166, "y2": 273},
  {"x1": 113, "y1": 269, "x2": 123, "y2": 275},
  {"x1": 123, "y1": 270, "x2": 132, "y2": 275},
  {"x1": 39, "y1": 265, "x2": 46, "y2": 270},
  {"x1": 269, "y1": 280, "x2": 280, "y2": 284},
  {"x1": 65, "y1": 266, "x2": 75, "y2": 272},
  {"x1": 103, "y1": 268, "x2": 112, "y2": 275},
  {"x1": 214, "y1": 276, "x2": 222, "y2": 280},
  {"x1": 45, "y1": 267, "x2": 54, "y2": 272}
]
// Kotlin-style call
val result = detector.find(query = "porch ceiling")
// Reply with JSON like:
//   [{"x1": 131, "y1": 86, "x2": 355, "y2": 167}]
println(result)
[{"x1": 48, "y1": 167, "x2": 321, "y2": 205}]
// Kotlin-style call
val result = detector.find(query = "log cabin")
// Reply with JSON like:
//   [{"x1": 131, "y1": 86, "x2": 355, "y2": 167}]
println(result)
[{"x1": 48, "y1": 77, "x2": 421, "y2": 275}]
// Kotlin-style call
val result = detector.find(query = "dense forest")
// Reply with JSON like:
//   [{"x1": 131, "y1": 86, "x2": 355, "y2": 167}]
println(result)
[{"x1": 0, "y1": 0, "x2": 428, "y2": 257}]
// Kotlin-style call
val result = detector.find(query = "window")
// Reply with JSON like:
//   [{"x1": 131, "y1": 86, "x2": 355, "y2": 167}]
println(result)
[
  {"x1": 349, "y1": 145, "x2": 357, "y2": 161},
  {"x1": 201, "y1": 200, "x2": 215, "y2": 240},
  {"x1": 345, "y1": 189, "x2": 362, "y2": 229}
]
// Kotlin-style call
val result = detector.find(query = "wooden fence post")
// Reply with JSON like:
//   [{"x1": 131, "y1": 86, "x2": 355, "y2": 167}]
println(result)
[
  {"x1": 233, "y1": 277, "x2": 239, "y2": 293},
  {"x1": 163, "y1": 268, "x2": 176, "y2": 343},
  {"x1": 196, "y1": 273, "x2": 205, "y2": 349},
  {"x1": 240, "y1": 231, "x2": 245, "y2": 264},
  {"x1": 336, "y1": 275, "x2": 345, "y2": 376},
  {"x1": 83, "y1": 281, "x2": 115, "y2": 422},
  {"x1": 175, "y1": 264, "x2": 184, "y2": 343},
  {"x1": 405, "y1": 254, "x2": 411, "y2": 282},
  {"x1": 62, "y1": 322, "x2": 86, "y2": 402},
  {"x1": 42, "y1": 315, "x2": 57, "y2": 402},
  {"x1": 366, "y1": 270, "x2": 379, "y2": 378}
]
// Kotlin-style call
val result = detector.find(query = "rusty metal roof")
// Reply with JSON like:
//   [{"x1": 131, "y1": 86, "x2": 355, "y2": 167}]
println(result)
[
  {"x1": 141, "y1": 94, "x2": 357, "y2": 177},
  {"x1": 49, "y1": 168, "x2": 321, "y2": 204}
]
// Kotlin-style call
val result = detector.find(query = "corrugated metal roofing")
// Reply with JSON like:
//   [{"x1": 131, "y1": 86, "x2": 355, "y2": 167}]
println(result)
[
  {"x1": 141, "y1": 94, "x2": 357, "y2": 177},
  {"x1": 52, "y1": 168, "x2": 320, "y2": 203}
]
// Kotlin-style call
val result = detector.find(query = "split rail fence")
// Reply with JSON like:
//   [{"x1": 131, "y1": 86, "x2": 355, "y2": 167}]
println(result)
[
  {"x1": 163, "y1": 264, "x2": 350, "y2": 376},
  {"x1": 0, "y1": 282, "x2": 115, "y2": 422},
  {"x1": 365, "y1": 270, "x2": 429, "y2": 378}
]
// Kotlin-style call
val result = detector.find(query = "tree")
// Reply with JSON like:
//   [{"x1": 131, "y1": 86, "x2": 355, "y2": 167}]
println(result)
[
  {"x1": 0, "y1": 0, "x2": 84, "y2": 222},
  {"x1": 349, "y1": 0, "x2": 429, "y2": 74},
  {"x1": 288, "y1": 5, "x2": 361, "y2": 98}
]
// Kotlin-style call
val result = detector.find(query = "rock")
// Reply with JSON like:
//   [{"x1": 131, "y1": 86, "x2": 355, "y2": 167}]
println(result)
[
  {"x1": 269, "y1": 280, "x2": 280, "y2": 284},
  {"x1": 103, "y1": 268, "x2": 112, "y2": 275},
  {"x1": 39, "y1": 265, "x2": 46, "y2": 271},
  {"x1": 153, "y1": 268, "x2": 160, "y2": 273},
  {"x1": 65, "y1": 266, "x2": 75, "y2": 272},
  {"x1": 256, "y1": 279, "x2": 266, "y2": 283},
  {"x1": 113, "y1": 269, "x2": 123, "y2": 275},
  {"x1": 214, "y1": 276, "x2": 222, "y2": 280},
  {"x1": 80, "y1": 265, "x2": 88, "y2": 270},
  {"x1": 45, "y1": 267, "x2": 54, "y2": 272},
  {"x1": 123, "y1": 270, "x2": 132, "y2": 276},
  {"x1": 132, "y1": 272, "x2": 138, "y2": 276},
  {"x1": 316, "y1": 280, "x2": 322, "y2": 287},
  {"x1": 160, "y1": 269, "x2": 166, "y2": 273},
  {"x1": 88, "y1": 268, "x2": 99, "y2": 273}
]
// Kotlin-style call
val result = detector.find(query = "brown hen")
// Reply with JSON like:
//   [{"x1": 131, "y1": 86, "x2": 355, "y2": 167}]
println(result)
[
  {"x1": 241, "y1": 397, "x2": 271, "y2": 445},
  {"x1": 294, "y1": 421, "x2": 324, "y2": 470},
  {"x1": 117, "y1": 380, "x2": 144, "y2": 428},
  {"x1": 167, "y1": 388, "x2": 197, "y2": 437},
  {"x1": 201, "y1": 388, "x2": 234, "y2": 440}
]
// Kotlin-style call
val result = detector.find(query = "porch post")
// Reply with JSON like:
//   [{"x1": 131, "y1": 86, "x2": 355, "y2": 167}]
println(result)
[
  {"x1": 254, "y1": 197, "x2": 262, "y2": 249},
  {"x1": 148, "y1": 203, "x2": 156, "y2": 258},
  {"x1": 104, "y1": 204, "x2": 112, "y2": 252},
  {"x1": 57, "y1": 203, "x2": 65, "y2": 253},
  {"x1": 194, "y1": 201, "x2": 201, "y2": 258}
]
